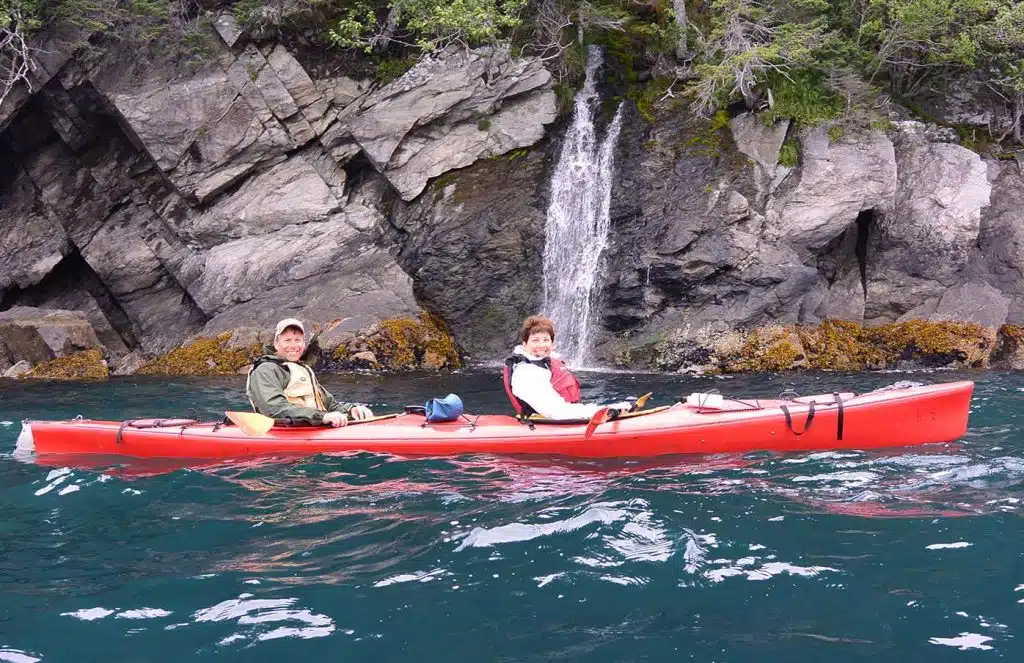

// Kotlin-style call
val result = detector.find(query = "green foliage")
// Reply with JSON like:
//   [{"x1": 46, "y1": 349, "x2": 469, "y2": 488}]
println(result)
[
  {"x1": 827, "y1": 124, "x2": 845, "y2": 141},
  {"x1": 628, "y1": 76, "x2": 672, "y2": 123},
  {"x1": 476, "y1": 117, "x2": 491, "y2": 131},
  {"x1": 687, "y1": 109, "x2": 732, "y2": 158},
  {"x1": 762, "y1": 69, "x2": 845, "y2": 126},
  {"x1": 778, "y1": 140, "x2": 799, "y2": 167},
  {"x1": 375, "y1": 56, "x2": 415, "y2": 84},
  {"x1": 329, "y1": 0, "x2": 526, "y2": 53}
]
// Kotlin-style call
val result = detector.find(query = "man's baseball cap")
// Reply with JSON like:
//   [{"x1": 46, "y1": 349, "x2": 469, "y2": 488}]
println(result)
[{"x1": 274, "y1": 318, "x2": 305, "y2": 340}]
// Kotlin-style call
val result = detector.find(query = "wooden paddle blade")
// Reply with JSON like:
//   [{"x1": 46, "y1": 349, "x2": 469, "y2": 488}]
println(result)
[
  {"x1": 226, "y1": 411, "x2": 274, "y2": 436},
  {"x1": 584, "y1": 408, "x2": 611, "y2": 440},
  {"x1": 634, "y1": 392, "x2": 654, "y2": 409}
]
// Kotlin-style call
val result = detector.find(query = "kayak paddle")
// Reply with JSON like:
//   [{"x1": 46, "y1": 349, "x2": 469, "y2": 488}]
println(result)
[
  {"x1": 226, "y1": 411, "x2": 274, "y2": 436},
  {"x1": 584, "y1": 407, "x2": 612, "y2": 440},
  {"x1": 634, "y1": 392, "x2": 653, "y2": 410},
  {"x1": 225, "y1": 411, "x2": 402, "y2": 436}
]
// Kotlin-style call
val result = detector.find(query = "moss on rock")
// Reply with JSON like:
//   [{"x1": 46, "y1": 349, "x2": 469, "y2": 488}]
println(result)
[
  {"x1": 26, "y1": 349, "x2": 109, "y2": 380},
  {"x1": 724, "y1": 326, "x2": 806, "y2": 372},
  {"x1": 328, "y1": 312, "x2": 461, "y2": 372},
  {"x1": 619, "y1": 318, "x2": 1000, "y2": 373},
  {"x1": 136, "y1": 332, "x2": 263, "y2": 376}
]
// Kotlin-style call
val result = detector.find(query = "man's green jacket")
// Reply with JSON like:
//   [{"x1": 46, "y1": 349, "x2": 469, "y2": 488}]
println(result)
[{"x1": 245, "y1": 355, "x2": 357, "y2": 425}]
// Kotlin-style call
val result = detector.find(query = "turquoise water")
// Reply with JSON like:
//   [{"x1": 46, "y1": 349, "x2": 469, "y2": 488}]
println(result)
[{"x1": 0, "y1": 369, "x2": 1021, "y2": 662}]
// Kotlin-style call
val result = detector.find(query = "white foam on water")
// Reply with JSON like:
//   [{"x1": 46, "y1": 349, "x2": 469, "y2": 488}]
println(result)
[
  {"x1": 599, "y1": 575, "x2": 647, "y2": 587},
  {"x1": 373, "y1": 568, "x2": 445, "y2": 588},
  {"x1": 61, "y1": 607, "x2": 115, "y2": 621},
  {"x1": 928, "y1": 633, "x2": 994, "y2": 651},
  {"x1": 455, "y1": 505, "x2": 627, "y2": 550},
  {"x1": 0, "y1": 649, "x2": 41, "y2": 663},
  {"x1": 705, "y1": 559, "x2": 837, "y2": 584},
  {"x1": 256, "y1": 626, "x2": 335, "y2": 641},
  {"x1": 535, "y1": 573, "x2": 564, "y2": 588},
  {"x1": 58, "y1": 484, "x2": 80, "y2": 496},
  {"x1": 195, "y1": 594, "x2": 336, "y2": 646},
  {"x1": 193, "y1": 597, "x2": 295, "y2": 622},
  {"x1": 926, "y1": 542, "x2": 973, "y2": 550},
  {"x1": 116, "y1": 608, "x2": 172, "y2": 619},
  {"x1": 792, "y1": 471, "x2": 878, "y2": 487},
  {"x1": 605, "y1": 518, "x2": 673, "y2": 563},
  {"x1": 239, "y1": 608, "x2": 332, "y2": 627}
]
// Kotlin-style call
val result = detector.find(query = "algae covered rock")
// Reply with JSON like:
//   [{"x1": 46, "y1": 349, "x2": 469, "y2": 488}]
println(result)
[
  {"x1": 615, "y1": 318, "x2": 999, "y2": 373},
  {"x1": 326, "y1": 312, "x2": 461, "y2": 371},
  {"x1": 136, "y1": 332, "x2": 263, "y2": 376},
  {"x1": 26, "y1": 349, "x2": 109, "y2": 380}
]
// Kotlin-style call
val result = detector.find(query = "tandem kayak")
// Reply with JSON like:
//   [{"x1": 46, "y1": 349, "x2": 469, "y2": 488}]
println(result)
[{"x1": 15, "y1": 381, "x2": 973, "y2": 461}]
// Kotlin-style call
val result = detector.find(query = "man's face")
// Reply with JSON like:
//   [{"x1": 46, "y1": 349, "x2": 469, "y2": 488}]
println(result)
[{"x1": 274, "y1": 328, "x2": 306, "y2": 362}]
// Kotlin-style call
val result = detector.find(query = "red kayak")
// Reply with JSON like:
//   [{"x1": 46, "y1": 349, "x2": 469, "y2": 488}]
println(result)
[{"x1": 16, "y1": 381, "x2": 973, "y2": 461}]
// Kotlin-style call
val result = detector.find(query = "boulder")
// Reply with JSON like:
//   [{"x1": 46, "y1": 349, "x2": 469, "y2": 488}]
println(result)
[
  {"x1": 0, "y1": 307, "x2": 104, "y2": 365},
  {"x1": 771, "y1": 126, "x2": 897, "y2": 252},
  {"x1": 345, "y1": 45, "x2": 557, "y2": 200},
  {"x1": 865, "y1": 133, "x2": 991, "y2": 320}
]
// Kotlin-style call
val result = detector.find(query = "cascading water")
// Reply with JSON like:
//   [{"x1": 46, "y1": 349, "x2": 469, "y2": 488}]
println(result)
[{"x1": 542, "y1": 45, "x2": 624, "y2": 367}]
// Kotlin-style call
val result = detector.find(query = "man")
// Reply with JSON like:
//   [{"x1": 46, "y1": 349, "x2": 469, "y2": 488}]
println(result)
[{"x1": 246, "y1": 318, "x2": 373, "y2": 427}]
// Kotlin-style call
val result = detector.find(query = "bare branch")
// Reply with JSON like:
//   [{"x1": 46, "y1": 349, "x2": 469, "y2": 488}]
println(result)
[{"x1": 0, "y1": 11, "x2": 36, "y2": 108}]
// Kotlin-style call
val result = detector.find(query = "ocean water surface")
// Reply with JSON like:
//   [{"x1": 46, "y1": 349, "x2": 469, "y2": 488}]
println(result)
[{"x1": 0, "y1": 369, "x2": 1021, "y2": 662}]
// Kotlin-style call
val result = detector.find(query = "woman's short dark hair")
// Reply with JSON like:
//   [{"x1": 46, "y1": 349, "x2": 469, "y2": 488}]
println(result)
[{"x1": 520, "y1": 315, "x2": 556, "y2": 344}]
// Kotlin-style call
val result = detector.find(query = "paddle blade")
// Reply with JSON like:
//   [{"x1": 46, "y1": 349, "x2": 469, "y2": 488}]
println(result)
[
  {"x1": 584, "y1": 407, "x2": 611, "y2": 440},
  {"x1": 226, "y1": 411, "x2": 274, "y2": 436},
  {"x1": 634, "y1": 392, "x2": 654, "y2": 409}
]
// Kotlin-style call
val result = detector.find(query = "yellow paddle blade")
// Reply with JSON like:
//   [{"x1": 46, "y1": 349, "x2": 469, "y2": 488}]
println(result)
[
  {"x1": 226, "y1": 411, "x2": 275, "y2": 436},
  {"x1": 634, "y1": 392, "x2": 654, "y2": 409}
]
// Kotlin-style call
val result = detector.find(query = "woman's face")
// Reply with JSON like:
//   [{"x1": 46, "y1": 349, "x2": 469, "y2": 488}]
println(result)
[
  {"x1": 274, "y1": 328, "x2": 306, "y2": 362},
  {"x1": 524, "y1": 330, "x2": 553, "y2": 358}
]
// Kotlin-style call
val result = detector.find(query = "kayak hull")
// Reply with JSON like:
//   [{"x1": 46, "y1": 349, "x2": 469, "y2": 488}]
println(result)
[{"x1": 21, "y1": 381, "x2": 974, "y2": 461}]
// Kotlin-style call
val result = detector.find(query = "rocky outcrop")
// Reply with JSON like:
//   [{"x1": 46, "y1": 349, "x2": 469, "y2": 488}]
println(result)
[
  {"x1": 0, "y1": 307, "x2": 105, "y2": 366},
  {"x1": 390, "y1": 150, "x2": 549, "y2": 358},
  {"x1": 344, "y1": 45, "x2": 556, "y2": 200},
  {"x1": 4, "y1": 21, "x2": 1024, "y2": 376},
  {"x1": 0, "y1": 19, "x2": 557, "y2": 371}
]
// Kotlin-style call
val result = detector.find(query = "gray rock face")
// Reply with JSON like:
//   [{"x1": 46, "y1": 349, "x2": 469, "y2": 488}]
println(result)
[
  {"x1": 0, "y1": 307, "x2": 103, "y2": 365},
  {"x1": 865, "y1": 138, "x2": 991, "y2": 320},
  {"x1": 977, "y1": 160, "x2": 1024, "y2": 323},
  {"x1": 0, "y1": 168, "x2": 70, "y2": 290},
  {"x1": 345, "y1": 46, "x2": 557, "y2": 200},
  {"x1": 771, "y1": 126, "x2": 897, "y2": 253},
  {"x1": 4, "y1": 27, "x2": 568, "y2": 364},
  {"x1": 390, "y1": 150, "x2": 548, "y2": 358}
]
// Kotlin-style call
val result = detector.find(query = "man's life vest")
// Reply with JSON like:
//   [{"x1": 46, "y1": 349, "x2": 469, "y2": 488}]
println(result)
[
  {"x1": 502, "y1": 354, "x2": 582, "y2": 416},
  {"x1": 246, "y1": 357, "x2": 326, "y2": 412}
]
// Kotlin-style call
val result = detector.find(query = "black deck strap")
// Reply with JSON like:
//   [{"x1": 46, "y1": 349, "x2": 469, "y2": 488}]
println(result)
[
  {"x1": 834, "y1": 392, "x2": 844, "y2": 441},
  {"x1": 780, "y1": 400, "x2": 816, "y2": 436}
]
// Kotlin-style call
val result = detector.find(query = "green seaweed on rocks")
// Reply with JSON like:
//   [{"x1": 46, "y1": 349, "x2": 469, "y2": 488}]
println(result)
[
  {"x1": 136, "y1": 333, "x2": 262, "y2": 376},
  {"x1": 26, "y1": 349, "x2": 109, "y2": 380}
]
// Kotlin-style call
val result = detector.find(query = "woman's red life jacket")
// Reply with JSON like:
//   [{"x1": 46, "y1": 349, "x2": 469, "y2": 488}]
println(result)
[{"x1": 501, "y1": 355, "x2": 582, "y2": 416}]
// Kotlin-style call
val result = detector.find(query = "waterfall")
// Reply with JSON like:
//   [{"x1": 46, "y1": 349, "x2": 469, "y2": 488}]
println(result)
[{"x1": 542, "y1": 45, "x2": 623, "y2": 367}]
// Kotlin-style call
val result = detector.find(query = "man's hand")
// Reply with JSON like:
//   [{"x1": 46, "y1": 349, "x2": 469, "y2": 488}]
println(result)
[
  {"x1": 349, "y1": 405, "x2": 374, "y2": 420},
  {"x1": 323, "y1": 411, "x2": 348, "y2": 427}
]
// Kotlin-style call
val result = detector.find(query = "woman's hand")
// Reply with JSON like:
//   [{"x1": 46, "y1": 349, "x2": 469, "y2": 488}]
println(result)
[
  {"x1": 349, "y1": 405, "x2": 374, "y2": 420},
  {"x1": 323, "y1": 411, "x2": 348, "y2": 427}
]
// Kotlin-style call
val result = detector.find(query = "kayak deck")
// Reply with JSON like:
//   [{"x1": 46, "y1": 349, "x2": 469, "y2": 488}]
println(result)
[{"x1": 19, "y1": 381, "x2": 974, "y2": 460}]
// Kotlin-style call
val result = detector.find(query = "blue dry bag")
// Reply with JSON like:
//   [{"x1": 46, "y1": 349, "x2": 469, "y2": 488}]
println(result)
[{"x1": 424, "y1": 393, "x2": 464, "y2": 422}]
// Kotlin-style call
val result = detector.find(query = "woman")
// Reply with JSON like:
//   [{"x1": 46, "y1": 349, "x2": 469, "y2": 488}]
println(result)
[{"x1": 501, "y1": 315, "x2": 633, "y2": 420}]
